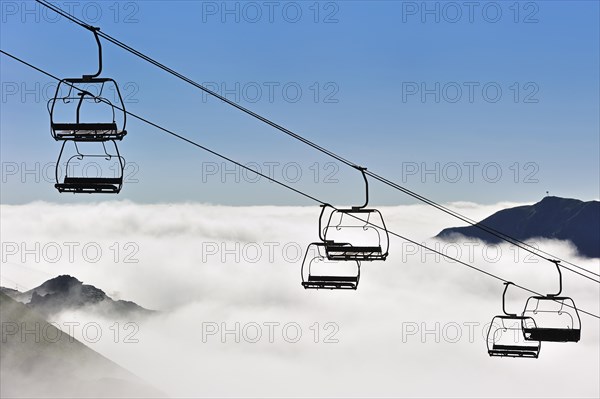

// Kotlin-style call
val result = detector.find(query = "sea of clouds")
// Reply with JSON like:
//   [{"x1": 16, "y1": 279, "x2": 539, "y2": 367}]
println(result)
[{"x1": 1, "y1": 201, "x2": 599, "y2": 398}]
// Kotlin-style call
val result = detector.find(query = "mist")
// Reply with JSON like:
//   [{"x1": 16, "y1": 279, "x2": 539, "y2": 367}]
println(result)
[{"x1": 1, "y1": 201, "x2": 598, "y2": 397}]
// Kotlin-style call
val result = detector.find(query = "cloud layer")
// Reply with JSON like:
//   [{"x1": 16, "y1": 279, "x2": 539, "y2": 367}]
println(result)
[{"x1": 1, "y1": 201, "x2": 599, "y2": 398}]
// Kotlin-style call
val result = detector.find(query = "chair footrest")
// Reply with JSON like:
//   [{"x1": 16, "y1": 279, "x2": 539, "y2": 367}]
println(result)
[
  {"x1": 56, "y1": 177, "x2": 122, "y2": 194},
  {"x1": 488, "y1": 349, "x2": 539, "y2": 358},
  {"x1": 302, "y1": 282, "x2": 357, "y2": 290}
]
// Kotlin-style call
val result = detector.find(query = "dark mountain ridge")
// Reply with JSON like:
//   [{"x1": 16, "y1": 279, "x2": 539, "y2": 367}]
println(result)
[
  {"x1": 1, "y1": 275, "x2": 154, "y2": 318},
  {"x1": 436, "y1": 196, "x2": 599, "y2": 258}
]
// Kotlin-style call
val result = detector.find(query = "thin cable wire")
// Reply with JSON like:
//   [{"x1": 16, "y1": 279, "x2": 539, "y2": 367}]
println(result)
[
  {"x1": 33, "y1": 0, "x2": 599, "y2": 282},
  {"x1": 2, "y1": 49, "x2": 597, "y2": 320}
]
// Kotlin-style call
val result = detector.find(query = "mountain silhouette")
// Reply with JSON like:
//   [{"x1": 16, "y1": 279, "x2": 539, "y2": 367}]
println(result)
[
  {"x1": 2, "y1": 275, "x2": 154, "y2": 319},
  {"x1": 436, "y1": 196, "x2": 599, "y2": 258},
  {"x1": 0, "y1": 292, "x2": 164, "y2": 398}
]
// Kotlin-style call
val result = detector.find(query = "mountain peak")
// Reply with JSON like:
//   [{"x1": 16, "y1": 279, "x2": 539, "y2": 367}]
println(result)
[
  {"x1": 38, "y1": 275, "x2": 83, "y2": 291},
  {"x1": 28, "y1": 275, "x2": 106, "y2": 302},
  {"x1": 5, "y1": 275, "x2": 155, "y2": 318},
  {"x1": 537, "y1": 196, "x2": 588, "y2": 207}
]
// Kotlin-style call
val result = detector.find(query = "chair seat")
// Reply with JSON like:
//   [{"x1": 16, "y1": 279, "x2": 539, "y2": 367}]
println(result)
[
  {"x1": 325, "y1": 245, "x2": 385, "y2": 261},
  {"x1": 64, "y1": 177, "x2": 122, "y2": 184},
  {"x1": 52, "y1": 123, "x2": 126, "y2": 140},
  {"x1": 308, "y1": 275, "x2": 358, "y2": 283},
  {"x1": 523, "y1": 328, "x2": 580, "y2": 342}
]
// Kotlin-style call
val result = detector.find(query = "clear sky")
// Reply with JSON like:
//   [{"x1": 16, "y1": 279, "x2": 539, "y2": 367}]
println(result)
[{"x1": 1, "y1": 0, "x2": 599, "y2": 206}]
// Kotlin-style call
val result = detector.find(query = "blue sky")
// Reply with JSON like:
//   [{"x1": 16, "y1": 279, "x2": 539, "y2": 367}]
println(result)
[{"x1": 1, "y1": 0, "x2": 599, "y2": 205}]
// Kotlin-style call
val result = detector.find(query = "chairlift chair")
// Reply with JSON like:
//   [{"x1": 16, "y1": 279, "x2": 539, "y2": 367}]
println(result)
[
  {"x1": 522, "y1": 260, "x2": 582, "y2": 342},
  {"x1": 48, "y1": 27, "x2": 127, "y2": 142},
  {"x1": 301, "y1": 243, "x2": 360, "y2": 290},
  {"x1": 487, "y1": 282, "x2": 541, "y2": 358},
  {"x1": 320, "y1": 167, "x2": 389, "y2": 261},
  {"x1": 54, "y1": 140, "x2": 125, "y2": 194}
]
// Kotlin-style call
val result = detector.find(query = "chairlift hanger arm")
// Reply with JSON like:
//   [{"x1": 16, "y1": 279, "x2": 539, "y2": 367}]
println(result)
[
  {"x1": 353, "y1": 166, "x2": 369, "y2": 210},
  {"x1": 549, "y1": 260, "x2": 563, "y2": 297},
  {"x1": 318, "y1": 204, "x2": 331, "y2": 242},
  {"x1": 502, "y1": 282, "x2": 517, "y2": 317},
  {"x1": 83, "y1": 26, "x2": 102, "y2": 80}
]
